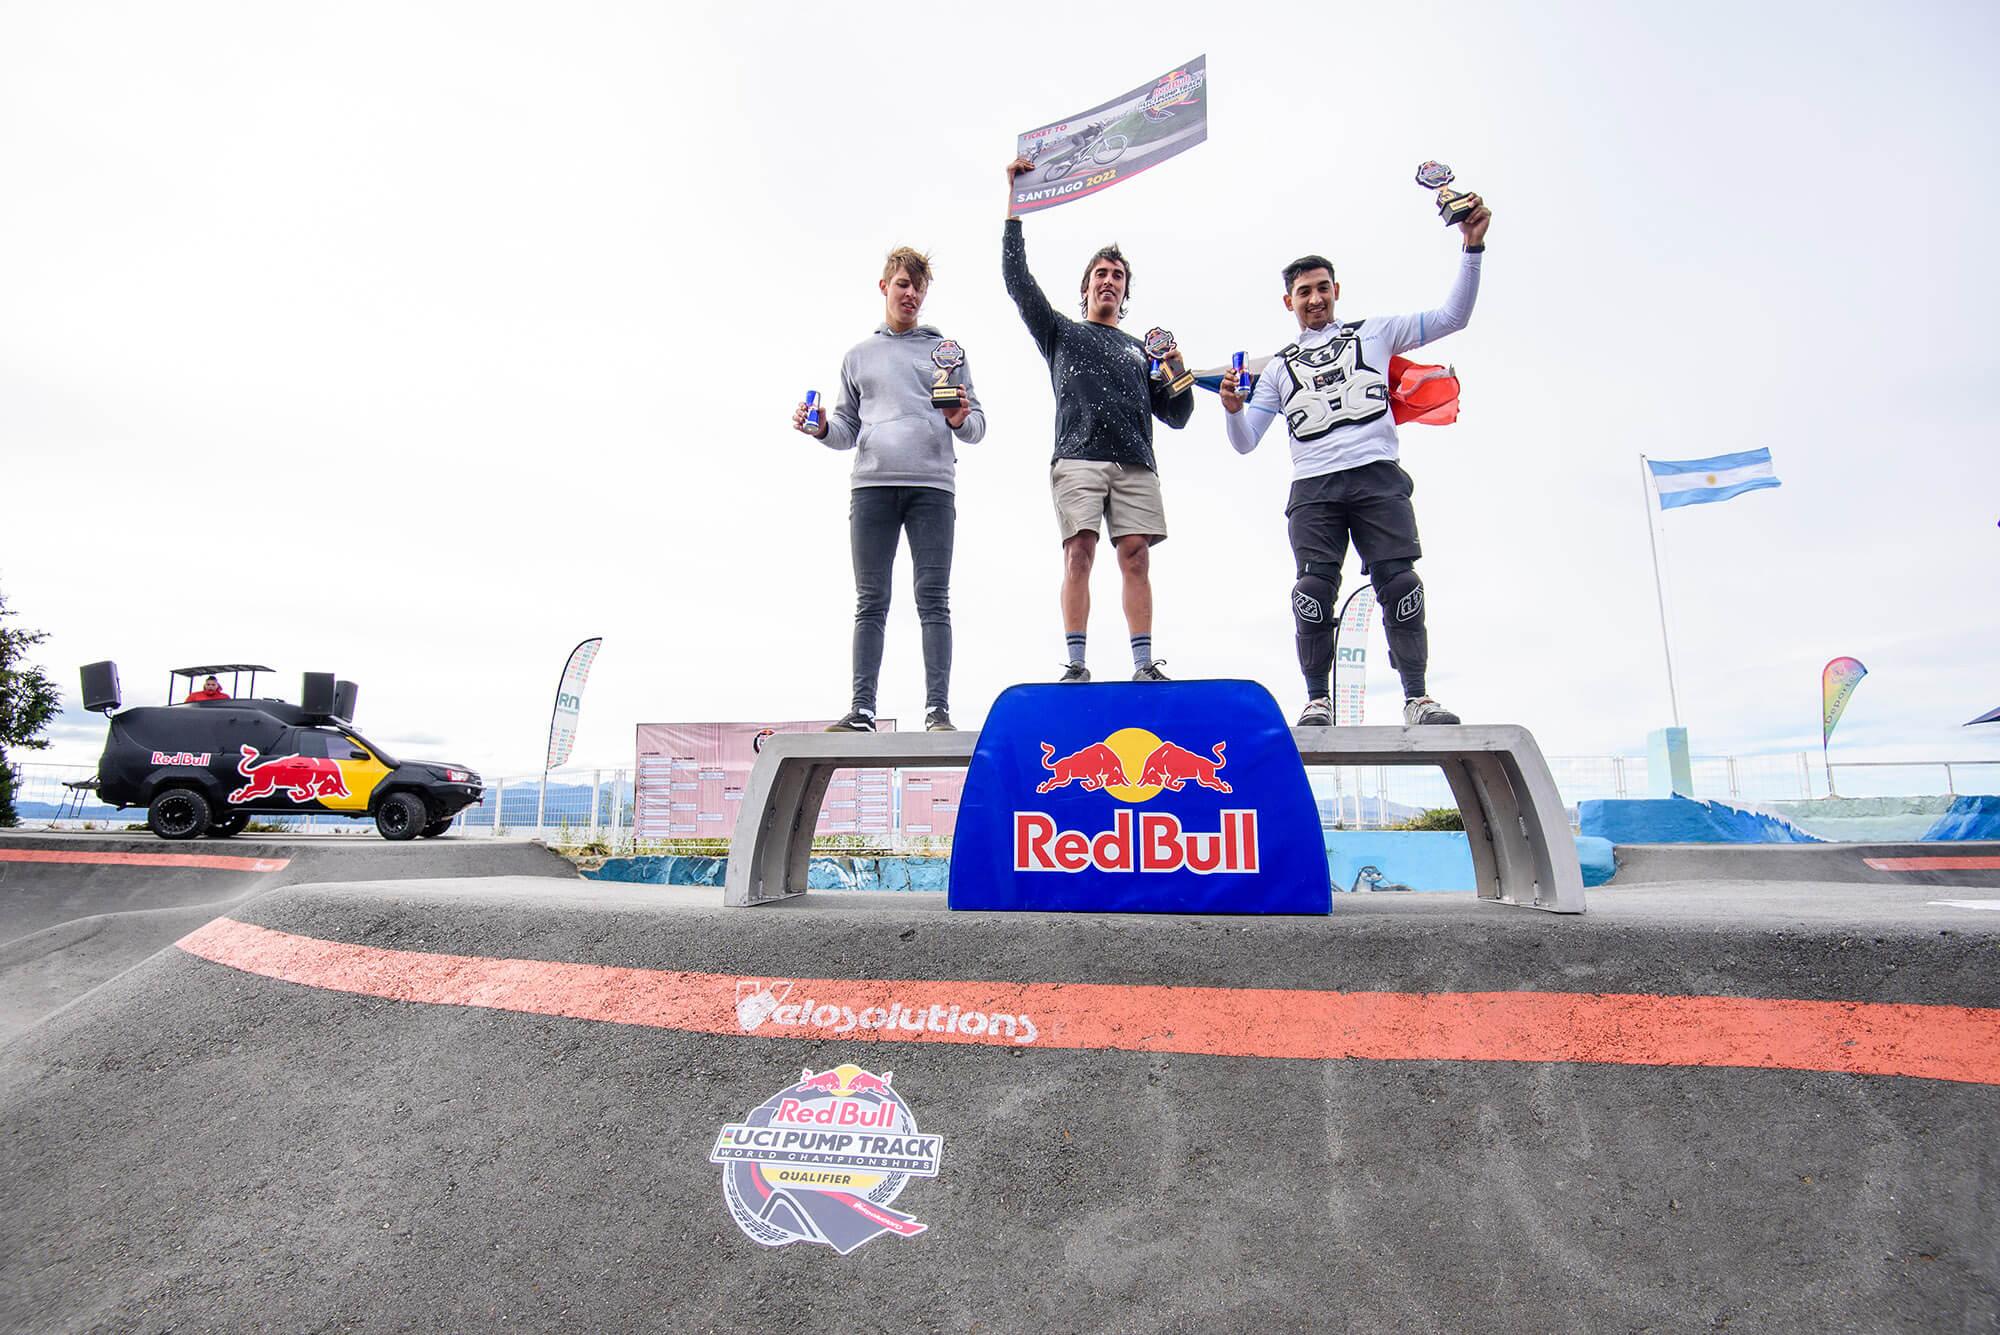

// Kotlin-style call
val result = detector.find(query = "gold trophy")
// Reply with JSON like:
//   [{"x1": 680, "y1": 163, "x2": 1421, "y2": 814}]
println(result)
[
  {"x1": 930, "y1": 340, "x2": 967, "y2": 411},
  {"x1": 1144, "y1": 327, "x2": 1194, "y2": 395},
  {"x1": 1415, "y1": 160, "x2": 1478, "y2": 227}
]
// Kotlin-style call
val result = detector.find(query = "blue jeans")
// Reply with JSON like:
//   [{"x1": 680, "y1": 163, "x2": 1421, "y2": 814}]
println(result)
[{"x1": 850, "y1": 486, "x2": 955, "y2": 713}]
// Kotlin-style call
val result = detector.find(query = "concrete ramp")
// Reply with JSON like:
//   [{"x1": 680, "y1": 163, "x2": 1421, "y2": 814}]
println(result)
[
  {"x1": 1610, "y1": 839, "x2": 2000, "y2": 887},
  {"x1": 0, "y1": 833, "x2": 576, "y2": 1039},
  {"x1": 3, "y1": 876, "x2": 1994, "y2": 1332}
]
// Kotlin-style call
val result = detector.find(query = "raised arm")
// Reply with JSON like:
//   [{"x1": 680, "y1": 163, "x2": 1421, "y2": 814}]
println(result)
[
  {"x1": 1383, "y1": 196, "x2": 1493, "y2": 355},
  {"x1": 1002, "y1": 157, "x2": 1060, "y2": 358}
]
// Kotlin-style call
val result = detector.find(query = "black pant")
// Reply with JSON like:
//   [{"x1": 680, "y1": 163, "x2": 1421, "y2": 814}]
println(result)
[
  {"x1": 1285, "y1": 460, "x2": 1423, "y2": 576},
  {"x1": 850, "y1": 486, "x2": 955, "y2": 713}
]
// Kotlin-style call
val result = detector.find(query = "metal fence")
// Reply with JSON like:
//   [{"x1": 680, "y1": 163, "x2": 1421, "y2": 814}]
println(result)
[{"x1": 10, "y1": 753, "x2": 1997, "y2": 846}]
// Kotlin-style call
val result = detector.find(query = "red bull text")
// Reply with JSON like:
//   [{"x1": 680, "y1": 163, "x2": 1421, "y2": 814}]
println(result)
[{"x1": 1014, "y1": 808, "x2": 1260, "y2": 874}]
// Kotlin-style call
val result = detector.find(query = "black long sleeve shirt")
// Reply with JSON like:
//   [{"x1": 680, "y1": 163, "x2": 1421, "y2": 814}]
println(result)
[{"x1": 1002, "y1": 217, "x2": 1194, "y2": 471}]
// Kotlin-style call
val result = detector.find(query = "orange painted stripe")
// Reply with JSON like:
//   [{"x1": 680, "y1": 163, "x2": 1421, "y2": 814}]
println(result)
[
  {"x1": 0, "y1": 849, "x2": 289, "y2": 873},
  {"x1": 174, "y1": 917, "x2": 2000, "y2": 1086},
  {"x1": 1865, "y1": 856, "x2": 2000, "y2": 872}
]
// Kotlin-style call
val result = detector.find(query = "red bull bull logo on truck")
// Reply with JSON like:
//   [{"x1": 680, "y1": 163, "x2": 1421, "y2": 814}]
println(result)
[
  {"x1": 950, "y1": 681, "x2": 1333, "y2": 914},
  {"x1": 228, "y1": 745, "x2": 352, "y2": 804}
]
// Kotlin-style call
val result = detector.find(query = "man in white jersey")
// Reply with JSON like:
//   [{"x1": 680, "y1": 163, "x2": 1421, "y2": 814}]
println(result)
[{"x1": 1220, "y1": 195, "x2": 1492, "y2": 726}]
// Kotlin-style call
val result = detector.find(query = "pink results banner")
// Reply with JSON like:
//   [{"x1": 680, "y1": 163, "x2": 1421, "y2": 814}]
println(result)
[{"x1": 633, "y1": 721, "x2": 966, "y2": 843}]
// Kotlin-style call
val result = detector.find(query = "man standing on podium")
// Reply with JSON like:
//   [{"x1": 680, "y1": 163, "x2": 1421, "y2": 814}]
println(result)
[
  {"x1": 1003, "y1": 155, "x2": 1195, "y2": 684},
  {"x1": 1220, "y1": 193, "x2": 1492, "y2": 727},
  {"x1": 794, "y1": 246, "x2": 984, "y2": 734}
]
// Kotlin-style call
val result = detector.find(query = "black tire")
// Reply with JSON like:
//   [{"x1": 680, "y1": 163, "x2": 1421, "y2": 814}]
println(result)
[
  {"x1": 420, "y1": 818, "x2": 452, "y2": 839},
  {"x1": 148, "y1": 788, "x2": 212, "y2": 841},
  {"x1": 206, "y1": 812, "x2": 251, "y2": 838},
  {"x1": 1045, "y1": 155, "x2": 1075, "y2": 181},
  {"x1": 1093, "y1": 134, "x2": 1127, "y2": 165},
  {"x1": 375, "y1": 791, "x2": 428, "y2": 841}
]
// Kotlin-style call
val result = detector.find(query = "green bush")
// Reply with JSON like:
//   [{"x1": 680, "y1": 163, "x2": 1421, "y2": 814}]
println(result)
[{"x1": 1392, "y1": 807, "x2": 1465, "y2": 832}]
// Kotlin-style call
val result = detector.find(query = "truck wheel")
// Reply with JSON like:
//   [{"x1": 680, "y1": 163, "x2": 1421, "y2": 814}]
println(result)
[
  {"x1": 375, "y1": 792, "x2": 428, "y2": 841},
  {"x1": 420, "y1": 818, "x2": 452, "y2": 838},
  {"x1": 148, "y1": 788, "x2": 212, "y2": 841},
  {"x1": 206, "y1": 812, "x2": 252, "y2": 838}
]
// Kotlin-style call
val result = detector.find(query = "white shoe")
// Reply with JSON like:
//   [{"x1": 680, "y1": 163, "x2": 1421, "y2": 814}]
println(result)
[
  {"x1": 1296, "y1": 698, "x2": 1332, "y2": 727},
  {"x1": 1402, "y1": 696, "x2": 1460, "y2": 725}
]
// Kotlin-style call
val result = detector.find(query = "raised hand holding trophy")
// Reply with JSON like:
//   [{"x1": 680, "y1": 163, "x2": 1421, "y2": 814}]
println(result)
[
  {"x1": 1145, "y1": 327, "x2": 1194, "y2": 395},
  {"x1": 930, "y1": 340, "x2": 967, "y2": 411},
  {"x1": 1414, "y1": 160, "x2": 1479, "y2": 227}
]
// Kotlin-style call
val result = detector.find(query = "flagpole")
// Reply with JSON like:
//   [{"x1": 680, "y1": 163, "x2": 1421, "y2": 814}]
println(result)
[{"x1": 1639, "y1": 455, "x2": 1682, "y2": 728}]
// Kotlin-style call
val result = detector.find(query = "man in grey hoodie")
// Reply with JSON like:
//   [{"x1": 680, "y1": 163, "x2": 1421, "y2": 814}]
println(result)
[{"x1": 792, "y1": 246, "x2": 985, "y2": 732}]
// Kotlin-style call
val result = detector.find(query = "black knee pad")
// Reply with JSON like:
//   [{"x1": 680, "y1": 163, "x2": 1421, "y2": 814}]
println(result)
[
  {"x1": 1372, "y1": 561, "x2": 1423, "y2": 629},
  {"x1": 1292, "y1": 574, "x2": 1337, "y2": 633}
]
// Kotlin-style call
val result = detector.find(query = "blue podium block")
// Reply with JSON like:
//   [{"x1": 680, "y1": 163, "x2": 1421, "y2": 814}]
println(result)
[{"x1": 948, "y1": 680, "x2": 1331, "y2": 914}]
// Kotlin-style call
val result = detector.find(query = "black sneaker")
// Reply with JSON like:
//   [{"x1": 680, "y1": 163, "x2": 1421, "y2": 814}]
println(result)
[
  {"x1": 924, "y1": 709, "x2": 955, "y2": 732},
  {"x1": 825, "y1": 710, "x2": 876, "y2": 732},
  {"x1": 1296, "y1": 697, "x2": 1332, "y2": 727},
  {"x1": 1132, "y1": 660, "x2": 1170, "y2": 682},
  {"x1": 1058, "y1": 662, "x2": 1091, "y2": 683}
]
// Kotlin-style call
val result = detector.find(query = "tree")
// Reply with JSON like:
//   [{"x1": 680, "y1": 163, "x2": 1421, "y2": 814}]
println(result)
[{"x1": 1, "y1": 585, "x2": 64, "y2": 827}]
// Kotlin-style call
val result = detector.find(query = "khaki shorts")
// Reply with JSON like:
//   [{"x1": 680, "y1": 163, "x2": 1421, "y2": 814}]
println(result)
[{"x1": 1051, "y1": 459, "x2": 1168, "y2": 545}]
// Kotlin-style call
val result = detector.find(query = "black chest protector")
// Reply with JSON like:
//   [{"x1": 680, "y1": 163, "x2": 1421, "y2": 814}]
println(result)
[{"x1": 1275, "y1": 323, "x2": 1389, "y2": 441}]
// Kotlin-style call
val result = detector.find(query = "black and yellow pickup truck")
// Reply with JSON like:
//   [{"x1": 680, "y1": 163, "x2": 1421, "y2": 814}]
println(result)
[{"x1": 80, "y1": 663, "x2": 483, "y2": 841}]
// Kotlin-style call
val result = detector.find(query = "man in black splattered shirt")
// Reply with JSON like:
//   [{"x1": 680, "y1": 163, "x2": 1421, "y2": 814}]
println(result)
[{"x1": 1003, "y1": 155, "x2": 1195, "y2": 683}]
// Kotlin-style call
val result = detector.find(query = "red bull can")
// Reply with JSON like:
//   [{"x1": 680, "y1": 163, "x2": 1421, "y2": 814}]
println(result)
[
  {"x1": 1231, "y1": 351, "x2": 1252, "y2": 394},
  {"x1": 804, "y1": 390, "x2": 822, "y2": 432}
]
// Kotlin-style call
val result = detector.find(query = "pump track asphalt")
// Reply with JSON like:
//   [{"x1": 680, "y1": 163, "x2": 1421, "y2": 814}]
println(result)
[{"x1": 2, "y1": 830, "x2": 1996, "y2": 1334}]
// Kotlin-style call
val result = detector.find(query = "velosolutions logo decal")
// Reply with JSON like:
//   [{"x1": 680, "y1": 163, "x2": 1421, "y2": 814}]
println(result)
[
  {"x1": 736, "y1": 979, "x2": 1039, "y2": 1045},
  {"x1": 711, "y1": 1065, "x2": 942, "y2": 1254}
]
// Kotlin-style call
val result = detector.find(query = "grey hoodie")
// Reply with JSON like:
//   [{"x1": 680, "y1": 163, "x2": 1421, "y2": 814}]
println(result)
[{"x1": 822, "y1": 323, "x2": 985, "y2": 492}]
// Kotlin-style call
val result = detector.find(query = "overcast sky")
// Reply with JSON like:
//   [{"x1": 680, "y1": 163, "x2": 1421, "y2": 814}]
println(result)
[{"x1": 5, "y1": 0, "x2": 1996, "y2": 782}]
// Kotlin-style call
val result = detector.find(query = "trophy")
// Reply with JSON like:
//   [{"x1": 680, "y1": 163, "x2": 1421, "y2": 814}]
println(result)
[
  {"x1": 930, "y1": 340, "x2": 966, "y2": 411},
  {"x1": 1145, "y1": 327, "x2": 1194, "y2": 395},
  {"x1": 1414, "y1": 160, "x2": 1478, "y2": 227},
  {"x1": 803, "y1": 389, "x2": 823, "y2": 432}
]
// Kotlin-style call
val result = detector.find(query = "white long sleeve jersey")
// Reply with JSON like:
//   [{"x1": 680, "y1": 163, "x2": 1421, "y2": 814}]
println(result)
[{"x1": 1225, "y1": 251, "x2": 1482, "y2": 481}]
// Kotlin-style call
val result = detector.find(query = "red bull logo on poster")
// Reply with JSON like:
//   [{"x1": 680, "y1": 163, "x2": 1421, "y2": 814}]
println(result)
[
  {"x1": 710, "y1": 1065, "x2": 943, "y2": 1255},
  {"x1": 228, "y1": 744, "x2": 351, "y2": 804},
  {"x1": 1143, "y1": 66, "x2": 1204, "y2": 121}
]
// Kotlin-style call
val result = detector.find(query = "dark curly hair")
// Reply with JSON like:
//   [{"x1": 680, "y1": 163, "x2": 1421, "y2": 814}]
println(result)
[{"x1": 1078, "y1": 245, "x2": 1131, "y2": 318}]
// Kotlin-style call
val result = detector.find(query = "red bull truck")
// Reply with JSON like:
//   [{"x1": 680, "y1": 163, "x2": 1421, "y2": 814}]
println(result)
[{"x1": 79, "y1": 662, "x2": 483, "y2": 841}]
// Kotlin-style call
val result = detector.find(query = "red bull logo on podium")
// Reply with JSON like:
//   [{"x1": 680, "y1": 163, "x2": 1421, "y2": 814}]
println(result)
[
  {"x1": 950, "y1": 682, "x2": 1333, "y2": 914},
  {"x1": 1021, "y1": 728, "x2": 1257, "y2": 873}
]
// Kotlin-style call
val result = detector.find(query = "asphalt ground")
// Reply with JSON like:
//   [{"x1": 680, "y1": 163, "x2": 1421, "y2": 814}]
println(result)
[
  {"x1": 0, "y1": 833, "x2": 577, "y2": 1042},
  {"x1": 3, "y1": 829, "x2": 1997, "y2": 1334}
]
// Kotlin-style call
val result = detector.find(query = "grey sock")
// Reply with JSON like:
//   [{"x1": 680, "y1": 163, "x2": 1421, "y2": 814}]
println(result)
[{"x1": 1065, "y1": 632, "x2": 1086, "y2": 665}]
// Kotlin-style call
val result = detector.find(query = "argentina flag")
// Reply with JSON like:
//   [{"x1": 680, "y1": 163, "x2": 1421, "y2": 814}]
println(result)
[{"x1": 1646, "y1": 448, "x2": 1781, "y2": 510}]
